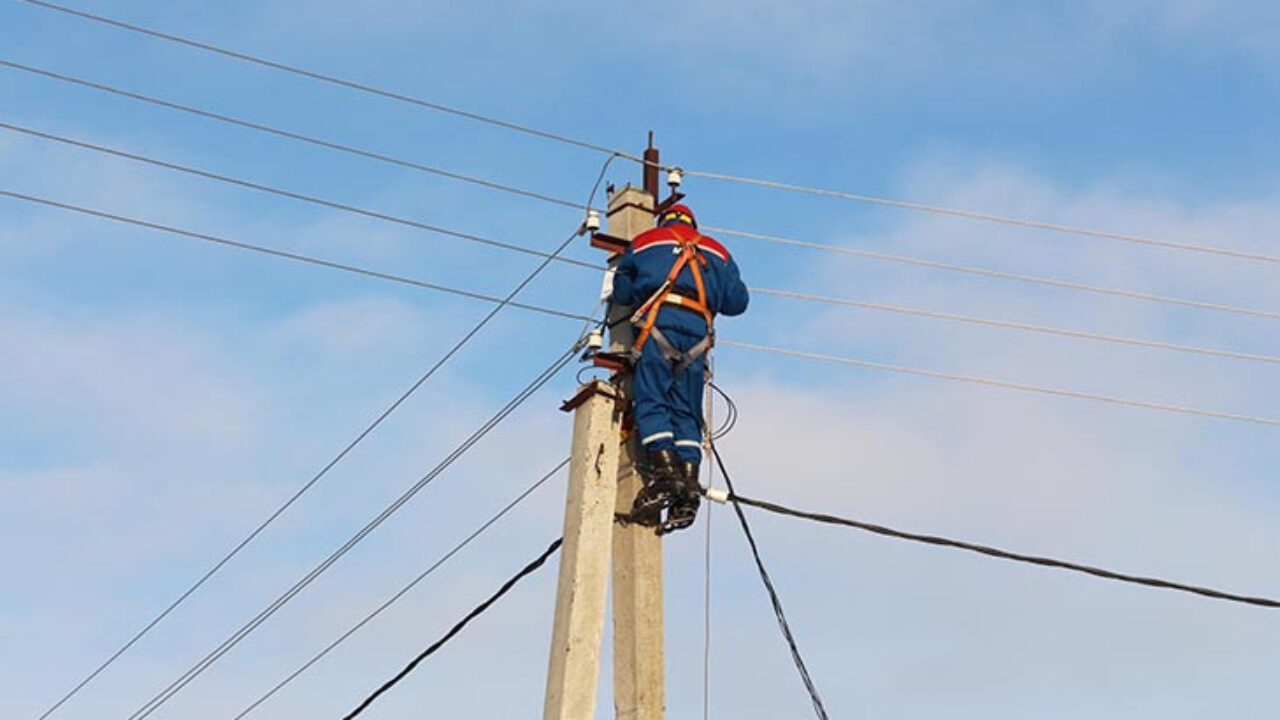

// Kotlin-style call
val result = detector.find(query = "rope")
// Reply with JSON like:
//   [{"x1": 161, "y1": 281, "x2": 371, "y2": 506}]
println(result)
[
  {"x1": 720, "y1": 340, "x2": 1280, "y2": 427},
  {"x1": 18, "y1": 1, "x2": 645, "y2": 163},
  {"x1": 711, "y1": 445, "x2": 829, "y2": 719},
  {"x1": 689, "y1": 170, "x2": 1280, "y2": 264},
  {"x1": 343, "y1": 538, "x2": 564, "y2": 719},
  {"x1": 728, "y1": 493, "x2": 1280, "y2": 609},
  {"x1": 711, "y1": 226, "x2": 1280, "y2": 321},
  {"x1": 234, "y1": 459, "x2": 567, "y2": 718},
  {"x1": 0, "y1": 62, "x2": 595, "y2": 211}
]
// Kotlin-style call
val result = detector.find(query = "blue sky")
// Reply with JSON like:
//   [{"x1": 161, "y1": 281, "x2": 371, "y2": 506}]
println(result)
[{"x1": 3, "y1": 1, "x2": 1278, "y2": 718}]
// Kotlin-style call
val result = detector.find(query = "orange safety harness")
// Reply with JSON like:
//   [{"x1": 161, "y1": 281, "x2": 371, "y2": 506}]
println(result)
[{"x1": 629, "y1": 229, "x2": 716, "y2": 375}]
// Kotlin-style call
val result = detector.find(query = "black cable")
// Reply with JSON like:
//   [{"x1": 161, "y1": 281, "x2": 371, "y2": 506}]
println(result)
[
  {"x1": 710, "y1": 445, "x2": 830, "y2": 720},
  {"x1": 343, "y1": 537, "x2": 564, "y2": 719},
  {"x1": 130, "y1": 347, "x2": 576, "y2": 719},
  {"x1": 235, "y1": 458, "x2": 568, "y2": 718},
  {"x1": 18, "y1": 1, "x2": 644, "y2": 163},
  {"x1": 729, "y1": 493, "x2": 1280, "y2": 610},
  {"x1": 709, "y1": 382, "x2": 738, "y2": 440}
]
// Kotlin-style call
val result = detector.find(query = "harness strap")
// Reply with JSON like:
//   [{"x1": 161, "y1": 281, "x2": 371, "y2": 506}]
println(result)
[
  {"x1": 630, "y1": 229, "x2": 716, "y2": 363},
  {"x1": 649, "y1": 326, "x2": 714, "y2": 377}
]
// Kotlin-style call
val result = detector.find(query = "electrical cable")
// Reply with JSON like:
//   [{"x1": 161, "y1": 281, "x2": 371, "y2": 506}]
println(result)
[
  {"x1": 234, "y1": 458, "x2": 568, "y2": 718},
  {"x1": 0, "y1": 62, "x2": 594, "y2": 211},
  {"x1": 9, "y1": 188, "x2": 1267, "y2": 428},
  {"x1": 688, "y1": 171, "x2": 1280, "y2": 264},
  {"x1": 710, "y1": 444, "x2": 829, "y2": 719},
  {"x1": 726, "y1": 493, "x2": 1280, "y2": 609},
  {"x1": 0, "y1": 121, "x2": 600, "y2": 269},
  {"x1": 342, "y1": 537, "x2": 564, "y2": 719},
  {"x1": 129, "y1": 345, "x2": 576, "y2": 719},
  {"x1": 24, "y1": 123, "x2": 1264, "y2": 369},
  {"x1": 125, "y1": 156, "x2": 615, "y2": 719},
  {"x1": 31, "y1": 155, "x2": 613, "y2": 719},
  {"x1": 711, "y1": 226, "x2": 1280, "y2": 321},
  {"x1": 752, "y1": 287, "x2": 1280, "y2": 364},
  {"x1": 0, "y1": 190, "x2": 592, "y2": 323},
  {"x1": 17, "y1": 1, "x2": 644, "y2": 163},
  {"x1": 720, "y1": 340, "x2": 1280, "y2": 427}
]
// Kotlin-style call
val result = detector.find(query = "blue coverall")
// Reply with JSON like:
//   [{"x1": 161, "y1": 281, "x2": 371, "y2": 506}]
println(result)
[{"x1": 612, "y1": 221, "x2": 749, "y2": 464}]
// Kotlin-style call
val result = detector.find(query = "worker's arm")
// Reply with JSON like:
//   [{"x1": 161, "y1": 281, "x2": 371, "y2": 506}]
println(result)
[
  {"x1": 611, "y1": 244, "x2": 638, "y2": 305},
  {"x1": 718, "y1": 256, "x2": 749, "y2": 317}
]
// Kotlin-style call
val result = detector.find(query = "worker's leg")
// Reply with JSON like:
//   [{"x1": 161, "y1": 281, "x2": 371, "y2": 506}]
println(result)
[
  {"x1": 662, "y1": 343, "x2": 706, "y2": 534},
  {"x1": 632, "y1": 339, "x2": 677, "y2": 459}
]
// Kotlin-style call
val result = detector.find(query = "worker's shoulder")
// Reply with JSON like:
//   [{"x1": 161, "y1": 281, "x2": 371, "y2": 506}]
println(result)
[
  {"x1": 630, "y1": 225, "x2": 732, "y2": 263},
  {"x1": 696, "y1": 233, "x2": 731, "y2": 263},
  {"x1": 631, "y1": 226, "x2": 681, "y2": 253}
]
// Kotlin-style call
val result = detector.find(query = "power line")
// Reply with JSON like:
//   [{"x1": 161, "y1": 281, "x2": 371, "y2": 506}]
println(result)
[
  {"x1": 128, "y1": 345, "x2": 577, "y2": 719},
  {"x1": 126, "y1": 157, "x2": 614, "y2": 719},
  {"x1": 19, "y1": 4, "x2": 1272, "y2": 267},
  {"x1": 235, "y1": 458, "x2": 568, "y2": 719},
  {"x1": 753, "y1": 287, "x2": 1280, "y2": 364},
  {"x1": 0, "y1": 190, "x2": 592, "y2": 322},
  {"x1": 12, "y1": 115, "x2": 1272, "y2": 366},
  {"x1": 727, "y1": 492, "x2": 1280, "y2": 609},
  {"x1": 0, "y1": 121, "x2": 599, "y2": 270},
  {"x1": 18, "y1": 1, "x2": 644, "y2": 163},
  {"x1": 28, "y1": 121, "x2": 1268, "y2": 369},
  {"x1": 0, "y1": 60, "x2": 592, "y2": 212},
  {"x1": 342, "y1": 537, "x2": 564, "y2": 719},
  {"x1": 720, "y1": 340, "x2": 1280, "y2": 427},
  {"x1": 689, "y1": 170, "x2": 1280, "y2": 264},
  {"x1": 31, "y1": 156, "x2": 612, "y2": 719},
  {"x1": 710, "y1": 445, "x2": 829, "y2": 719},
  {"x1": 8, "y1": 191, "x2": 1270, "y2": 427},
  {"x1": 711, "y1": 226, "x2": 1280, "y2": 321}
]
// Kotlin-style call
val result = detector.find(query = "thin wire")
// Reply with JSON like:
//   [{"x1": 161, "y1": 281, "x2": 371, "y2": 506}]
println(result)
[
  {"x1": 0, "y1": 190, "x2": 591, "y2": 322},
  {"x1": 12, "y1": 191, "x2": 1266, "y2": 428},
  {"x1": 10, "y1": 64, "x2": 1269, "y2": 319},
  {"x1": 710, "y1": 445, "x2": 829, "y2": 719},
  {"x1": 711, "y1": 226, "x2": 1280, "y2": 321},
  {"x1": 9, "y1": 114, "x2": 1268, "y2": 365},
  {"x1": 342, "y1": 537, "x2": 564, "y2": 719},
  {"x1": 720, "y1": 340, "x2": 1280, "y2": 427},
  {"x1": 0, "y1": 121, "x2": 600, "y2": 269},
  {"x1": 235, "y1": 458, "x2": 568, "y2": 718},
  {"x1": 689, "y1": 170, "x2": 1280, "y2": 264},
  {"x1": 0, "y1": 61, "x2": 597, "y2": 212},
  {"x1": 702, "y1": 363, "x2": 714, "y2": 720},
  {"x1": 752, "y1": 287, "x2": 1280, "y2": 364},
  {"x1": 729, "y1": 493, "x2": 1280, "y2": 609},
  {"x1": 127, "y1": 156, "x2": 616, "y2": 719},
  {"x1": 18, "y1": 1, "x2": 646, "y2": 163},
  {"x1": 130, "y1": 346, "x2": 576, "y2": 720}
]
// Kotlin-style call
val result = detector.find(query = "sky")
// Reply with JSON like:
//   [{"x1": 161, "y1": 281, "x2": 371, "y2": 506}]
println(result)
[{"x1": 2, "y1": 1, "x2": 1278, "y2": 718}]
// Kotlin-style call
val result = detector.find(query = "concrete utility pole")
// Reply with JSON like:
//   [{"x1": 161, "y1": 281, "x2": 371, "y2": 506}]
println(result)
[{"x1": 543, "y1": 158, "x2": 666, "y2": 719}]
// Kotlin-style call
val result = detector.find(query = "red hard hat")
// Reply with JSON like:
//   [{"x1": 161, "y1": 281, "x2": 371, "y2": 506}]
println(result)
[{"x1": 658, "y1": 203, "x2": 697, "y2": 228}]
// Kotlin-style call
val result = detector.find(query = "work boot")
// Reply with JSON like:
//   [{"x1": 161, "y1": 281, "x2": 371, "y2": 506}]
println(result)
[
  {"x1": 658, "y1": 460, "x2": 701, "y2": 535},
  {"x1": 632, "y1": 448, "x2": 679, "y2": 524}
]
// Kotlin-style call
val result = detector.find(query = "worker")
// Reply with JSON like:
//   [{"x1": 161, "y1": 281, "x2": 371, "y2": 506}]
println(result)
[{"x1": 611, "y1": 203, "x2": 749, "y2": 534}]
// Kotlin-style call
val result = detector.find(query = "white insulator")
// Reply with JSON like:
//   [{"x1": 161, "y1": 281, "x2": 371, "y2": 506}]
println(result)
[
  {"x1": 585, "y1": 210, "x2": 602, "y2": 232},
  {"x1": 587, "y1": 329, "x2": 604, "y2": 351},
  {"x1": 704, "y1": 486, "x2": 730, "y2": 504},
  {"x1": 666, "y1": 168, "x2": 684, "y2": 188}
]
